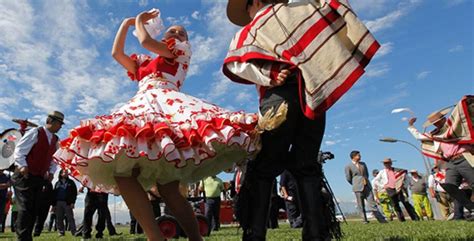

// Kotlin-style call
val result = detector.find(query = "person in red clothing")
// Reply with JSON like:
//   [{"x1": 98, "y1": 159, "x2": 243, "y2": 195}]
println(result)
[
  {"x1": 53, "y1": 8, "x2": 258, "y2": 241},
  {"x1": 12, "y1": 111, "x2": 64, "y2": 241}
]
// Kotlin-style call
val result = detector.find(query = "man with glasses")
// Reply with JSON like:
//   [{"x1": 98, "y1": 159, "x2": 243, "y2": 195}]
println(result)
[{"x1": 12, "y1": 111, "x2": 64, "y2": 241}]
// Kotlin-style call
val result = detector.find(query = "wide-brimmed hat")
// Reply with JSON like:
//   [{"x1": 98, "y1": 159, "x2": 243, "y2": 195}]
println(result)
[
  {"x1": 409, "y1": 169, "x2": 418, "y2": 174},
  {"x1": 226, "y1": 0, "x2": 288, "y2": 26},
  {"x1": 48, "y1": 111, "x2": 65, "y2": 124},
  {"x1": 422, "y1": 107, "x2": 452, "y2": 128},
  {"x1": 381, "y1": 158, "x2": 394, "y2": 164}
]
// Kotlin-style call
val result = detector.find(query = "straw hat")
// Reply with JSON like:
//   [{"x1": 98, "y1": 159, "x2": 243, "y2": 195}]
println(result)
[
  {"x1": 226, "y1": 0, "x2": 288, "y2": 26},
  {"x1": 409, "y1": 169, "x2": 418, "y2": 174},
  {"x1": 381, "y1": 158, "x2": 394, "y2": 164},
  {"x1": 48, "y1": 111, "x2": 65, "y2": 124},
  {"x1": 422, "y1": 107, "x2": 452, "y2": 128}
]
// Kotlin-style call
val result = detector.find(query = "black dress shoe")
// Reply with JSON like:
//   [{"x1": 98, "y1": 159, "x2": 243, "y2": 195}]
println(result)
[{"x1": 95, "y1": 233, "x2": 103, "y2": 239}]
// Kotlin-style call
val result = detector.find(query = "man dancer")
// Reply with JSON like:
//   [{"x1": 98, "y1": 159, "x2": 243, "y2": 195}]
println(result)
[
  {"x1": 224, "y1": 0, "x2": 378, "y2": 240},
  {"x1": 12, "y1": 111, "x2": 64, "y2": 241},
  {"x1": 407, "y1": 102, "x2": 474, "y2": 211},
  {"x1": 345, "y1": 151, "x2": 387, "y2": 223}
]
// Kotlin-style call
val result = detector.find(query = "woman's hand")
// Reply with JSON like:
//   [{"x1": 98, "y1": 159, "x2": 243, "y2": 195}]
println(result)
[
  {"x1": 137, "y1": 9, "x2": 159, "y2": 23},
  {"x1": 123, "y1": 17, "x2": 135, "y2": 27}
]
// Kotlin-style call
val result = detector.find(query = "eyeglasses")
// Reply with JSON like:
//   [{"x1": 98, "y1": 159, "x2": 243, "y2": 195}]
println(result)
[{"x1": 167, "y1": 29, "x2": 187, "y2": 37}]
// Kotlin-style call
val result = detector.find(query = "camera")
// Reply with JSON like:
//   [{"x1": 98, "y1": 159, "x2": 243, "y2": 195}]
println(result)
[{"x1": 318, "y1": 151, "x2": 335, "y2": 164}]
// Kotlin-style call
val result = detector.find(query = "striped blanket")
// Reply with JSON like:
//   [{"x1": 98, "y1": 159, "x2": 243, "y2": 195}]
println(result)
[
  {"x1": 421, "y1": 95, "x2": 474, "y2": 163},
  {"x1": 394, "y1": 168, "x2": 408, "y2": 193},
  {"x1": 223, "y1": 0, "x2": 379, "y2": 119}
]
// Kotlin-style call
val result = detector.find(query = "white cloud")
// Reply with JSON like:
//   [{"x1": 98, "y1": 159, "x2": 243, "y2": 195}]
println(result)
[
  {"x1": 166, "y1": 16, "x2": 192, "y2": 27},
  {"x1": 365, "y1": 9, "x2": 404, "y2": 33},
  {"x1": 235, "y1": 91, "x2": 252, "y2": 102},
  {"x1": 364, "y1": 0, "x2": 422, "y2": 33},
  {"x1": 191, "y1": 11, "x2": 200, "y2": 20},
  {"x1": 205, "y1": 71, "x2": 232, "y2": 101},
  {"x1": 365, "y1": 63, "x2": 390, "y2": 77},
  {"x1": 138, "y1": 0, "x2": 149, "y2": 7},
  {"x1": 416, "y1": 71, "x2": 431, "y2": 79},
  {"x1": 86, "y1": 24, "x2": 111, "y2": 41},
  {"x1": 374, "y1": 42, "x2": 393, "y2": 58},
  {"x1": 325, "y1": 140, "x2": 337, "y2": 146},
  {"x1": 448, "y1": 45, "x2": 464, "y2": 53},
  {"x1": 350, "y1": 0, "x2": 391, "y2": 16},
  {"x1": 77, "y1": 95, "x2": 100, "y2": 115},
  {"x1": 0, "y1": 0, "x2": 131, "y2": 132},
  {"x1": 375, "y1": 90, "x2": 410, "y2": 107},
  {"x1": 187, "y1": 1, "x2": 238, "y2": 77},
  {"x1": 445, "y1": 0, "x2": 467, "y2": 6}
]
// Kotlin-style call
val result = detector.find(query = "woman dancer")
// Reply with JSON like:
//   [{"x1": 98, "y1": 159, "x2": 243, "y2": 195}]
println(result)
[{"x1": 54, "y1": 9, "x2": 258, "y2": 241}]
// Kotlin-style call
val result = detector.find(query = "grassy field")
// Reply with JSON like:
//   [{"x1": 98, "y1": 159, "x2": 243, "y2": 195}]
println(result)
[{"x1": 1, "y1": 221, "x2": 473, "y2": 240}]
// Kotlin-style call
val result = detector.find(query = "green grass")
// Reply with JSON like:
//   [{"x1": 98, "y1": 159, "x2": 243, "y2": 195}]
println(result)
[{"x1": 1, "y1": 221, "x2": 473, "y2": 240}]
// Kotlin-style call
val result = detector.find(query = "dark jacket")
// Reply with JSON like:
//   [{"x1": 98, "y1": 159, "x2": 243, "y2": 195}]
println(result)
[{"x1": 53, "y1": 178, "x2": 77, "y2": 205}]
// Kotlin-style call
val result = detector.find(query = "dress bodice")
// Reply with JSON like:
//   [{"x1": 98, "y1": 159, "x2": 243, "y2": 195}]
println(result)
[{"x1": 127, "y1": 40, "x2": 191, "y2": 92}]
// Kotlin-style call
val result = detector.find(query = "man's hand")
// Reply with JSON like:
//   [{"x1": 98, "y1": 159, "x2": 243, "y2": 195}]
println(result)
[
  {"x1": 270, "y1": 69, "x2": 291, "y2": 87},
  {"x1": 19, "y1": 166, "x2": 28, "y2": 178},
  {"x1": 70, "y1": 203, "x2": 75, "y2": 209},
  {"x1": 408, "y1": 117, "x2": 417, "y2": 126}
]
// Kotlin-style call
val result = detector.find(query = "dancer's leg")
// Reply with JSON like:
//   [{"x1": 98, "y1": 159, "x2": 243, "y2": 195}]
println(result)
[
  {"x1": 115, "y1": 172, "x2": 164, "y2": 241},
  {"x1": 158, "y1": 181, "x2": 202, "y2": 241}
]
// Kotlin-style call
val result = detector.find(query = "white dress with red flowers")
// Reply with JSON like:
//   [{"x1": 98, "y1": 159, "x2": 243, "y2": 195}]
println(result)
[{"x1": 53, "y1": 40, "x2": 258, "y2": 194}]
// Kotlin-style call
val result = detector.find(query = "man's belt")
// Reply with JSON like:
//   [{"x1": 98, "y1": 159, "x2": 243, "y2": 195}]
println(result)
[{"x1": 447, "y1": 152, "x2": 467, "y2": 160}]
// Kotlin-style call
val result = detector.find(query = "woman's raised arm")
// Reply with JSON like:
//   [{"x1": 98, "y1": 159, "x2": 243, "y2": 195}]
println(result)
[
  {"x1": 135, "y1": 10, "x2": 175, "y2": 58},
  {"x1": 111, "y1": 18, "x2": 138, "y2": 74}
]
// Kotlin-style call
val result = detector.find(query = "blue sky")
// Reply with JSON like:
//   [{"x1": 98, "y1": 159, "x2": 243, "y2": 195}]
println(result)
[{"x1": 1, "y1": 0, "x2": 472, "y2": 222}]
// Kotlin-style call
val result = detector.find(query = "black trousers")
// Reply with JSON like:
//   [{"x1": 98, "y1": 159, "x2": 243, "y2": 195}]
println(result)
[
  {"x1": 11, "y1": 211, "x2": 18, "y2": 232},
  {"x1": 12, "y1": 173, "x2": 45, "y2": 241},
  {"x1": 453, "y1": 189, "x2": 472, "y2": 219},
  {"x1": 103, "y1": 198, "x2": 118, "y2": 235},
  {"x1": 241, "y1": 78, "x2": 327, "y2": 241},
  {"x1": 82, "y1": 192, "x2": 107, "y2": 238},
  {"x1": 205, "y1": 197, "x2": 221, "y2": 231},
  {"x1": 285, "y1": 189, "x2": 302, "y2": 228},
  {"x1": 33, "y1": 180, "x2": 52, "y2": 236},
  {"x1": 386, "y1": 188, "x2": 419, "y2": 221},
  {"x1": 129, "y1": 211, "x2": 143, "y2": 234},
  {"x1": 130, "y1": 199, "x2": 160, "y2": 234},
  {"x1": 0, "y1": 197, "x2": 6, "y2": 232}
]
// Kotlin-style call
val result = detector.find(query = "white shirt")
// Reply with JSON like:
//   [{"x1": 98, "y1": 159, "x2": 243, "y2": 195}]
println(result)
[
  {"x1": 13, "y1": 126, "x2": 58, "y2": 174},
  {"x1": 371, "y1": 178, "x2": 385, "y2": 193},
  {"x1": 372, "y1": 168, "x2": 409, "y2": 190},
  {"x1": 428, "y1": 174, "x2": 445, "y2": 192},
  {"x1": 407, "y1": 125, "x2": 441, "y2": 151}
]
